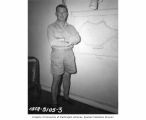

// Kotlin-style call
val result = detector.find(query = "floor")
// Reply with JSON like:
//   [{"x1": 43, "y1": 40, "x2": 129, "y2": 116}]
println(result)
[{"x1": 28, "y1": 89, "x2": 114, "y2": 114}]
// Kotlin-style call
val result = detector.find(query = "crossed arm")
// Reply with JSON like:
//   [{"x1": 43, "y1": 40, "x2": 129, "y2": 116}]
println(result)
[{"x1": 47, "y1": 26, "x2": 81, "y2": 47}]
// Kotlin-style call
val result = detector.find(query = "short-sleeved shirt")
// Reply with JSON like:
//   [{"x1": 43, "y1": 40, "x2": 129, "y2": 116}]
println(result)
[
  {"x1": 47, "y1": 21, "x2": 80, "y2": 75},
  {"x1": 47, "y1": 20, "x2": 80, "y2": 49}
]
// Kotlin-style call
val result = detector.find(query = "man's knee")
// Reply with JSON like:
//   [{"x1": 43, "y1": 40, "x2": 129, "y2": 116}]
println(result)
[
  {"x1": 51, "y1": 74, "x2": 61, "y2": 89},
  {"x1": 63, "y1": 72, "x2": 70, "y2": 77},
  {"x1": 63, "y1": 72, "x2": 71, "y2": 82},
  {"x1": 53, "y1": 74, "x2": 62, "y2": 81}
]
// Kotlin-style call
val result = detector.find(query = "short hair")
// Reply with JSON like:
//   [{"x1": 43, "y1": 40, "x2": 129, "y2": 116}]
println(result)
[{"x1": 56, "y1": 4, "x2": 68, "y2": 13}]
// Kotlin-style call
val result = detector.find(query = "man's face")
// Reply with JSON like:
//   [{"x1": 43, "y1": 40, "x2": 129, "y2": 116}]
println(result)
[{"x1": 56, "y1": 7, "x2": 68, "y2": 22}]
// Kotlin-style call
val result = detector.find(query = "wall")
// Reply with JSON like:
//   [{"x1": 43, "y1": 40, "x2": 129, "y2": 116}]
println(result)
[
  {"x1": 28, "y1": 0, "x2": 118, "y2": 113},
  {"x1": 67, "y1": 0, "x2": 118, "y2": 113},
  {"x1": 28, "y1": 0, "x2": 61, "y2": 90}
]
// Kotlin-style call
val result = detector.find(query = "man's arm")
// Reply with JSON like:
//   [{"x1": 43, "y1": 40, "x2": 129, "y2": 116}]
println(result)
[
  {"x1": 63, "y1": 26, "x2": 81, "y2": 45},
  {"x1": 47, "y1": 26, "x2": 69, "y2": 47}
]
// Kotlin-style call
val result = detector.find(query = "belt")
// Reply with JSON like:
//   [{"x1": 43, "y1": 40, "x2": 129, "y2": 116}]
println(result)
[{"x1": 52, "y1": 46, "x2": 73, "y2": 51}]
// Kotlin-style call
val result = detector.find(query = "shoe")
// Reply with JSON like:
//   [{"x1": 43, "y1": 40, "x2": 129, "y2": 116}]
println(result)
[
  {"x1": 51, "y1": 103, "x2": 58, "y2": 108},
  {"x1": 51, "y1": 103, "x2": 62, "y2": 108},
  {"x1": 62, "y1": 98, "x2": 74, "y2": 105}
]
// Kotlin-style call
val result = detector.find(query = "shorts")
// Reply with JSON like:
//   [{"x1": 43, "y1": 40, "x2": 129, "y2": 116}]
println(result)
[{"x1": 51, "y1": 48, "x2": 77, "y2": 75}]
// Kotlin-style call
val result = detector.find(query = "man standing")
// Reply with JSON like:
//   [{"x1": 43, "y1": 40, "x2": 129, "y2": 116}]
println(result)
[{"x1": 47, "y1": 4, "x2": 80, "y2": 106}]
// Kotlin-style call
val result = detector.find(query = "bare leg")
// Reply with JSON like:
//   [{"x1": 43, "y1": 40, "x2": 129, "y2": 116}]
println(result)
[
  {"x1": 51, "y1": 74, "x2": 61, "y2": 105},
  {"x1": 63, "y1": 72, "x2": 71, "y2": 100}
]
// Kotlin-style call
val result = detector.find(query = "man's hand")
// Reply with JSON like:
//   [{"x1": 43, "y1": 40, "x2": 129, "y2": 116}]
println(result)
[{"x1": 65, "y1": 41, "x2": 74, "y2": 47}]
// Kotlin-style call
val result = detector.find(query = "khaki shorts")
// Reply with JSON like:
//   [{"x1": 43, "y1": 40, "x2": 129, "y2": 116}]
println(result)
[{"x1": 51, "y1": 48, "x2": 76, "y2": 75}]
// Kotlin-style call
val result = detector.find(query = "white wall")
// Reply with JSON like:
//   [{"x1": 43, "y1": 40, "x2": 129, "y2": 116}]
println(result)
[{"x1": 28, "y1": 0, "x2": 118, "y2": 113}]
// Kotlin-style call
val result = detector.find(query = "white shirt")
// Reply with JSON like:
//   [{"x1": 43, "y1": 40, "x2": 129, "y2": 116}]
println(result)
[{"x1": 47, "y1": 20, "x2": 80, "y2": 49}]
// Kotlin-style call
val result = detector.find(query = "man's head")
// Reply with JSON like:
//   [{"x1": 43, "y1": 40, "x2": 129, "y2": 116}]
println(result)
[{"x1": 56, "y1": 4, "x2": 68, "y2": 22}]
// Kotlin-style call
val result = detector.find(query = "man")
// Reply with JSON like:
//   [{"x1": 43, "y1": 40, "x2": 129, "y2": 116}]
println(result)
[{"x1": 47, "y1": 4, "x2": 80, "y2": 106}]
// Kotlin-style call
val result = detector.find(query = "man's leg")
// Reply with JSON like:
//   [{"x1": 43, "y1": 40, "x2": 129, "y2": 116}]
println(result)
[
  {"x1": 51, "y1": 74, "x2": 61, "y2": 105},
  {"x1": 62, "y1": 72, "x2": 71, "y2": 100}
]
